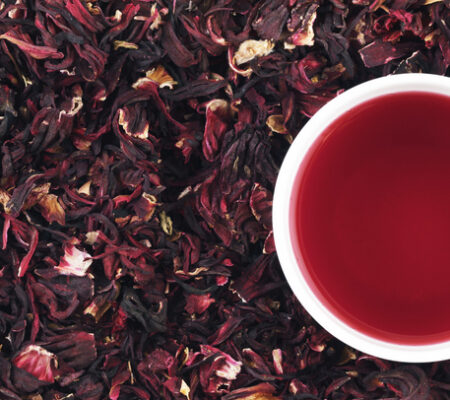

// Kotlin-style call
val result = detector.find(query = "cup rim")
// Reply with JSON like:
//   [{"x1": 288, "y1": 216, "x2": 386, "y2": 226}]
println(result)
[{"x1": 273, "y1": 73, "x2": 450, "y2": 363}]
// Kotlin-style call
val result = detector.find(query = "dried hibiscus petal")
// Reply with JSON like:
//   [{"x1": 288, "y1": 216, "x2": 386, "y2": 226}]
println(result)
[
  {"x1": 202, "y1": 99, "x2": 230, "y2": 162},
  {"x1": 43, "y1": 331, "x2": 97, "y2": 370},
  {"x1": 184, "y1": 293, "x2": 215, "y2": 314},
  {"x1": 287, "y1": 2, "x2": 319, "y2": 47},
  {"x1": 222, "y1": 383, "x2": 279, "y2": 400},
  {"x1": 38, "y1": 194, "x2": 65, "y2": 226},
  {"x1": 251, "y1": 0, "x2": 290, "y2": 41},
  {"x1": 359, "y1": 39, "x2": 420, "y2": 67},
  {"x1": 188, "y1": 345, "x2": 242, "y2": 396},
  {"x1": 161, "y1": 22, "x2": 198, "y2": 68},
  {"x1": 0, "y1": 31, "x2": 63, "y2": 60},
  {"x1": 55, "y1": 243, "x2": 92, "y2": 277},
  {"x1": 13, "y1": 345, "x2": 57, "y2": 384}
]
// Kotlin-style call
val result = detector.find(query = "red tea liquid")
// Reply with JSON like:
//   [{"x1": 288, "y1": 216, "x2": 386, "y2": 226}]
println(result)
[{"x1": 293, "y1": 91, "x2": 450, "y2": 344}]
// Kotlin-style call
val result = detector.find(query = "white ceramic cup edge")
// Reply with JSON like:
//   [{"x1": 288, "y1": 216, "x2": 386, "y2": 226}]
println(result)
[{"x1": 273, "y1": 73, "x2": 450, "y2": 363}]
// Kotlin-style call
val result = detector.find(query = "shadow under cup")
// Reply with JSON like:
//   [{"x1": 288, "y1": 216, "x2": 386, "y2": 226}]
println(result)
[{"x1": 273, "y1": 74, "x2": 450, "y2": 362}]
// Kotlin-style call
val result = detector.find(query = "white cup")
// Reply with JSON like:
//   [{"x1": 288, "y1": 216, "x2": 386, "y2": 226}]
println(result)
[{"x1": 273, "y1": 73, "x2": 450, "y2": 363}]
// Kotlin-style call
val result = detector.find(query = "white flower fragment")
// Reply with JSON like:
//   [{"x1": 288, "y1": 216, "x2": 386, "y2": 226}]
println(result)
[
  {"x1": 233, "y1": 40, "x2": 274, "y2": 66},
  {"x1": 55, "y1": 244, "x2": 93, "y2": 277}
]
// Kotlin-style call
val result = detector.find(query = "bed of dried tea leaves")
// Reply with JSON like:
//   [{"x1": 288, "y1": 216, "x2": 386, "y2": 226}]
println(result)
[{"x1": 0, "y1": 0, "x2": 449, "y2": 399}]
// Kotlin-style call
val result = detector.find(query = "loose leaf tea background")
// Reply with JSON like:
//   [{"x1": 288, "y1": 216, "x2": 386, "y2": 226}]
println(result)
[{"x1": 0, "y1": 0, "x2": 449, "y2": 399}]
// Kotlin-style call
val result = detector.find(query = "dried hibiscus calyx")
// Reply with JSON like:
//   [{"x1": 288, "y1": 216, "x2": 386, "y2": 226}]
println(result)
[
  {"x1": 186, "y1": 345, "x2": 242, "y2": 396},
  {"x1": 286, "y1": 1, "x2": 319, "y2": 47},
  {"x1": 12, "y1": 345, "x2": 57, "y2": 392},
  {"x1": 42, "y1": 331, "x2": 97, "y2": 371}
]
